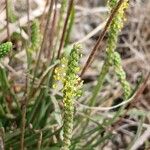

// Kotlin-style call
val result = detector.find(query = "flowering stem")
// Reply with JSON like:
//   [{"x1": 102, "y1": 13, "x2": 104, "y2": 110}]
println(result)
[
  {"x1": 80, "y1": 0, "x2": 130, "y2": 135},
  {"x1": 61, "y1": 45, "x2": 82, "y2": 150}
]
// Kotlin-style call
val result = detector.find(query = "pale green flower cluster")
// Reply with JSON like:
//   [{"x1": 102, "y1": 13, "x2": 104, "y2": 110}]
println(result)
[
  {"x1": 53, "y1": 44, "x2": 82, "y2": 150},
  {"x1": 106, "y1": 0, "x2": 131, "y2": 99},
  {"x1": 0, "y1": 42, "x2": 12, "y2": 58},
  {"x1": 53, "y1": 57, "x2": 68, "y2": 89}
]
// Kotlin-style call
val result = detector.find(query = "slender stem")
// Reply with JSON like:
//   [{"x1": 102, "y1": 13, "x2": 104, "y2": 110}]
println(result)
[
  {"x1": 80, "y1": 60, "x2": 110, "y2": 135},
  {"x1": 47, "y1": 0, "x2": 58, "y2": 60},
  {"x1": 20, "y1": 100, "x2": 26, "y2": 150},
  {"x1": 89, "y1": 61, "x2": 110, "y2": 106},
  {"x1": 54, "y1": 0, "x2": 67, "y2": 52},
  {"x1": 40, "y1": 0, "x2": 50, "y2": 30},
  {"x1": 80, "y1": 0, "x2": 125, "y2": 77},
  {"x1": 37, "y1": 131, "x2": 42, "y2": 150},
  {"x1": 5, "y1": 0, "x2": 10, "y2": 41},
  {"x1": 20, "y1": 1, "x2": 30, "y2": 149},
  {"x1": 64, "y1": 5, "x2": 75, "y2": 46},
  {"x1": 57, "y1": 0, "x2": 74, "y2": 59},
  {"x1": 24, "y1": 0, "x2": 31, "y2": 94}
]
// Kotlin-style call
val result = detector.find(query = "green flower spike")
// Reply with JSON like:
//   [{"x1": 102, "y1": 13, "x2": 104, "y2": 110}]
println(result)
[
  {"x1": 113, "y1": 52, "x2": 131, "y2": 99},
  {"x1": 106, "y1": 0, "x2": 131, "y2": 99},
  {"x1": 106, "y1": 0, "x2": 129, "y2": 62},
  {"x1": 81, "y1": 0, "x2": 131, "y2": 136},
  {"x1": 29, "y1": 20, "x2": 41, "y2": 53},
  {"x1": 61, "y1": 44, "x2": 82, "y2": 150},
  {"x1": 89, "y1": 0, "x2": 130, "y2": 106},
  {"x1": 0, "y1": 42, "x2": 12, "y2": 58}
]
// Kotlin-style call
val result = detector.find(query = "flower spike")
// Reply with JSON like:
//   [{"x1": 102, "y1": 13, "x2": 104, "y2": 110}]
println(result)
[{"x1": 0, "y1": 42, "x2": 12, "y2": 58}]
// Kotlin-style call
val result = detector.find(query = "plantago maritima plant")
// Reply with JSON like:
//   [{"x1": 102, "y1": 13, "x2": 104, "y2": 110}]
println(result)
[
  {"x1": 89, "y1": 0, "x2": 131, "y2": 106},
  {"x1": 61, "y1": 44, "x2": 82, "y2": 150},
  {"x1": 53, "y1": 44, "x2": 82, "y2": 150},
  {"x1": 80, "y1": 0, "x2": 131, "y2": 135},
  {"x1": 2, "y1": 0, "x2": 146, "y2": 149}
]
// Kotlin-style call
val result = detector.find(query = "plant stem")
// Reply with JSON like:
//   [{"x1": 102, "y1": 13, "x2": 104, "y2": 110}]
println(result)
[
  {"x1": 20, "y1": 100, "x2": 27, "y2": 150},
  {"x1": 89, "y1": 61, "x2": 110, "y2": 106},
  {"x1": 57, "y1": 0, "x2": 74, "y2": 59}
]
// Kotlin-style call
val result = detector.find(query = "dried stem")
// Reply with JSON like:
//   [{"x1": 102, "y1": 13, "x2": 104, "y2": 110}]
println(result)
[
  {"x1": 47, "y1": 0, "x2": 58, "y2": 60},
  {"x1": 20, "y1": 101, "x2": 27, "y2": 150},
  {"x1": 57, "y1": 0, "x2": 74, "y2": 59},
  {"x1": 25, "y1": 0, "x2": 30, "y2": 94},
  {"x1": 40, "y1": 0, "x2": 50, "y2": 30},
  {"x1": 31, "y1": 0, "x2": 54, "y2": 88},
  {"x1": 20, "y1": 1, "x2": 30, "y2": 149}
]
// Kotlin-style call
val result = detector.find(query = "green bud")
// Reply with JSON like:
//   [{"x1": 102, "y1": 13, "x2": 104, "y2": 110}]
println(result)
[
  {"x1": 0, "y1": 42, "x2": 12, "y2": 58},
  {"x1": 113, "y1": 52, "x2": 131, "y2": 99},
  {"x1": 29, "y1": 19, "x2": 41, "y2": 53}
]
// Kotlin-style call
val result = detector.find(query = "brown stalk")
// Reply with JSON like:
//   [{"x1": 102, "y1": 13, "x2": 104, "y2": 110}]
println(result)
[
  {"x1": 24, "y1": 0, "x2": 30, "y2": 94},
  {"x1": 40, "y1": 0, "x2": 50, "y2": 31},
  {"x1": 56, "y1": 0, "x2": 74, "y2": 59},
  {"x1": 20, "y1": 100, "x2": 27, "y2": 150},
  {"x1": 47, "y1": 0, "x2": 58, "y2": 60},
  {"x1": 80, "y1": 0, "x2": 125, "y2": 78},
  {"x1": 20, "y1": 1, "x2": 30, "y2": 149}
]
